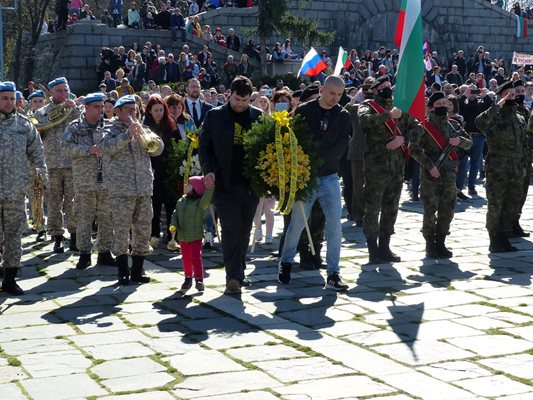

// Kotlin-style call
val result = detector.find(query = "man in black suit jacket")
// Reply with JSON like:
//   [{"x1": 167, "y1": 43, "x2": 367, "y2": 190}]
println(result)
[
  {"x1": 199, "y1": 76, "x2": 262, "y2": 295},
  {"x1": 185, "y1": 78, "x2": 213, "y2": 128}
]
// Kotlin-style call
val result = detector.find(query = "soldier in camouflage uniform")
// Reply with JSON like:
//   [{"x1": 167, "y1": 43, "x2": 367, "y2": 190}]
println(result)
[
  {"x1": 0, "y1": 82, "x2": 48, "y2": 295},
  {"x1": 100, "y1": 95, "x2": 164, "y2": 285},
  {"x1": 409, "y1": 92, "x2": 472, "y2": 258},
  {"x1": 33, "y1": 77, "x2": 82, "y2": 253},
  {"x1": 476, "y1": 81, "x2": 528, "y2": 253},
  {"x1": 505, "y1": 80, "x2": 531, "y2": 238},
  {"x1": 358, "y1": 75, "x2": 418, "y2": 264},
  {"x1": 62, "y1": 93, "x2": 115, "y2": 270}
]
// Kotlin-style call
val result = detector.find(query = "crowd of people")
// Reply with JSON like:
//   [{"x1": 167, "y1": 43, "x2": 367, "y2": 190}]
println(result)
[{"x1": 1, "y1": 38, "x2": 532, "y2": 297}]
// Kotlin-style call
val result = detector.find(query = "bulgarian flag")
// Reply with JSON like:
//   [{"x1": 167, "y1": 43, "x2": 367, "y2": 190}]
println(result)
[
  {"x1": 394, "y1": 0, "x2": 425, "y2": 122},
  {"x1": 516, "y1": 15, "x2": 527, "y2": 38},
  {"x1": 394, "y1": 0, "x2": 407, "y2": 47},
  {"x1": 334, "y1": 46, "x2": 352, "y2": 75}
]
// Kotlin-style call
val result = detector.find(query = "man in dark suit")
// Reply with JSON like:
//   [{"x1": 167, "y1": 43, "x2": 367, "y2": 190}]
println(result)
[
  {"x1": 199, "y1": 76, "x2": 262, "y2": 295},
  {"x1": 185, "y1": 78, "x2": 213, "y2": 128}
]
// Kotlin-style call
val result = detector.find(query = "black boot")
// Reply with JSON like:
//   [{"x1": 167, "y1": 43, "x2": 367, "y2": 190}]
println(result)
[
  {"x1": 512, "y1": 221, "x2": 530, "y2": 237},
  {"x1": 1, "y1": 268, "x2": 24, "y2": 296},
  {"x1": 76, "y1": 253, "x2": 91, "y2": 270},
  {"x1": 378, "y1": 234, "x2": 401, "y2": 262},
  {"x1": 489, "y1": 232, "x2": 506, "y2": 253},
  {"x1": 435, "y1": 234, "x2": 453, "y2": 258},
  {"x1": 425, "y1": 236, "x2": 439, "y2": 258},
  {"x1": 53, "y1": 235, "x2": 64, "y2": 253},
  {"x1": 297, "y1": 243, "x2": 315, "y2": 270},
  {"x1": 499, "y1": 232, "x2": 518, "y2": 252},
  {"x1": 97, "y1": 252, "x2": 116, "y2": 266},
  {"x1": 116, "y1": 254, "x2": 130, "y2": 285},
  {"x1": 130, "y1": 255, "x2": 150, "y2": 284},
  {"x1": 35, "y1": 230, "x2": 46, "y2": 243},
  {"x1": 69, "y1": 232, "x2": 78, "y2": 252},
  {"x1": 367, "y1": 236, "x2": 384, "y2": 264},
  {"x1": 312, "y1": 243, "x2": 324, "y2": 269}
]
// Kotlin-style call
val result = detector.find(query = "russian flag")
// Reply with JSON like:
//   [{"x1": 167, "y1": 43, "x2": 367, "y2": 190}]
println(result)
[
  {"x1": 297, "y1": 47, "x2": 327, "y2": 78},
  {"x1": 423, "y1": 40, "x2": 430, "y2": 55}
]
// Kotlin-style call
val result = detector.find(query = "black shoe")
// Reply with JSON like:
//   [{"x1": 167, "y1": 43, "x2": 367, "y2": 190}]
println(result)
[
  {"x1": 36, "y1": 231, "x2": 46, "y2": 242},
  {"x1": 298, "y1": 247, "x2": 316, "y2": 270},
  {"x1": 355, "y1": 219, "x2": 364, "y2": 228},
  {"x1": 435, "y1": 235, "x2": 453, "y2": 258},
  {"x1": 499, "y1": 232, "x2": 518, "y2": 252},
  {"x1": 410, "y1": 193, "x2": 420, "y2": 202},
  {"x1": 97, "y1": 252, "x2": 116, "y2": 266},
  {"x1": 457, "y1": 191, "x2": 470, "y2": 201},
  {"x1": 378, "y1": 234, "x2": 401, "y2": 262},
  {"x1": 130, "y1": 255, "x2": 150, "y2": 284},
  {"x1": 76, "y1": 253, "x2": 92, "y2": 270},
  {"x1": 367, "y1": 235, "x2": 384, "y2": 264},
  {"x1": 277, "y1": 261, "x2": 291, "y2": 284},
  {"x1": 69, "y1": 232, "x2": 78, "y2": 252},
  {"x1": 241, "y1": 277, "x2": 251, "y2": 287},
  {"x1": 116, "y1": 254, "x2": 130, "y2": 285},
  {"x1": 425, "y1": 238, "x2": 439, "y2": 258},
  {"x1": 1, "y1": 268, "x2": 24, "y2": 296},
  {"x1": 325, "y1": 273, "x2": 349, "y2": 291},
  {"x1": 512, "y1": 221, "x2": 530, "y2": 237},
  {"x1": 468, "y1": 186, "x2": 477, "y2": 196},
  {"x1": 195, "y1": 279, "x2": 205, "y2": 292},
  {"x1": 180, "y1": 277, "x2": 193, "y2": 292},
  {"x1": 53, "y1": 235, "x2": 64, "y2": 253},
  {"x1": 489, "y1": 232, "x2": 506, "y2": 253}
]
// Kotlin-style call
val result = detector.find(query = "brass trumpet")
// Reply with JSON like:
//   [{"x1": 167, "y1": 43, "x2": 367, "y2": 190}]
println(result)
[{"x1": 128, "y1": 116, "x2": 160, "y2": 155}]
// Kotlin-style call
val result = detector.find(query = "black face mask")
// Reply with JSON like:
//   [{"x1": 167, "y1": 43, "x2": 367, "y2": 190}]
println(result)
[
  {"x1": 515, "y1": 94, "x2": 525, "y2": 105},
  {"x1": 504, "y1": 100, "x2": 517, "y2": 107},
  {"x1": 434, "y1": 106, "x2": 448, "y2": 116},
  {"x1": 377, "y1": 87, "x2": 392, "y2": 99}
]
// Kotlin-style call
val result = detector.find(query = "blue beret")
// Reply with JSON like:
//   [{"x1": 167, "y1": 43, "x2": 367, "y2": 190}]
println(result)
[
  {"x1": 28, "y1": 90, "x2": 45, "y2": 100},
  {"x1": 0, "y1": 81, "x2": 16, "y2": 92},
  {"x1": 16, "y1": 91, "x2": 23, "y2": 100},
  {"x1": 83, "y1": 92, "x2": 107, "y2": 104},
  {"x1": 114, "y1": 95, "x2": 136, "y2": 109},
  {"x1": 48, "y1": 77, "x2": 68, "y2": 89}
]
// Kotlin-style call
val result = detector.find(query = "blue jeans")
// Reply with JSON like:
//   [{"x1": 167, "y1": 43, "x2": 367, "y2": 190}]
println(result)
[
  {"x1": 204, "y1": 207, "x2": 215, "y2": 235},
  {"x1": 171, "y1": 26, "x2": 186, "y2": 42},
  {"x1": 280, "y1": 174, "x2": 342, "y2": 274},
  {"x1": 457, "y1": 135, "x2": 484, "y2": 189}
]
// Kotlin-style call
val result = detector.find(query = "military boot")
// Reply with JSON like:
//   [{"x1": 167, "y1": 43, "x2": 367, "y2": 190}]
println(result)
[
  {"x1": 116, "y1": 254, "x2": 130, "y2": 285},
  {"x1": 131, "y1": 255, "x2": 150, "y2": 284},
  {"x1": 76, "y1": 253, "x2": 91, "y2": 270},
  {"x1": 97, "y1": 252, "x2": 116, "y2": 266},
  {"x1": 378, "y1": 234, "x2": 401, "y2": 262},
  {"x1": 367, "y1": 236, "x2": 384, "y2": 264},
  {"x1": 53, "y1": 235, "x2": 64, "y2": 253},
  {"x1": 312, "y1": 243, "x2": 324, "y2": 269},
  {"x1": 69, "y1": 232, "x2": 78, "y2": 252},
  {"x1": 297, "y1": 242, "x2": 315, "y2": 270},
  {"x1": 435, "y1": 234, "x2": 453, "y2": 258},
  {"x1": 488, "y1": 232, "x2": 506, "y2": 253},
  {"x1": 499, "y1": 232, "x2": 518, "y2": 252},
  {"x1": 425, "y1": 235, "x2": 439, "y2": 258},
  {"x1": 1, "y1": 268, "x2": 24, "y2": 296},
  {"x1": 512, "y1": 220, "x2": 530, "y2": 237}
]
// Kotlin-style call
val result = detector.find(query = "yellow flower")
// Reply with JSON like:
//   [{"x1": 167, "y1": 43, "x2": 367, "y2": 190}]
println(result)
[{"x1": 272, "y1": 110, "x2": 290, "y2": 127}]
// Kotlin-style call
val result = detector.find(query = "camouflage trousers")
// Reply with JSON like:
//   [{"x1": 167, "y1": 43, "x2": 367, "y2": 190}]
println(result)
[
  {"x1": 75, "y1": 189, "x2": 113, "y2": 254},
  {"x1": 109, "y1": 196, "x2": 152, "y2": 257},
  {"x1": 485, "y1": 164, "x2": 523, "y2": 233},
  {"x1": 46, "y1": 168, "x2": 76, "y2": 236},
  {"x1": 0, "y1": 197, "x2": 26, "y2": 269},
  {"x1": 420, "y1": 176, "x2": 457, "y2": 239},
  {"x1": 363, "y1": 167, "x2": 403, "y2": 238}
]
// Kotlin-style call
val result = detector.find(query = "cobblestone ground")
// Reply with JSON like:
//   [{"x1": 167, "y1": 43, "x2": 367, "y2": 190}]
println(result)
[{"x1": 2, "y1": 182, "x2": 533, "y2": 400}]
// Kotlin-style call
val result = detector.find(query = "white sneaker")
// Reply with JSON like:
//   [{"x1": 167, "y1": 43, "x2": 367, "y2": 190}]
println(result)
[
  {"x1": 265, "y1": 235, "x2": 273, "y2": 244},
  {"x1": 150, "y1": 236, "x2": 160, "y2": 248},
  {"x1": 255, "y1": 228, "x2": 263, "y2": 242},
  {"x1": 166, "y1": 240, "x2": 180, "y2": 251},
  {"x1": 203, "y1": 232, "x2": 214, "y2": 248}
]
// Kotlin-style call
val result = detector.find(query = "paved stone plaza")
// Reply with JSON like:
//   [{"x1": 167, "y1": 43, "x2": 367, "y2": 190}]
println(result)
[{"x1": 1, "y1": 183, "x2": 533, "y2": 400}]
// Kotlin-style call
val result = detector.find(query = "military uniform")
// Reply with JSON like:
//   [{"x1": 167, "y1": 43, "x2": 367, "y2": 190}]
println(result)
[
  {"x1": 100, "y1": 113, "x2": 163, "y2": 283},
  {"x1": 62, "y1": 114, "x2": 114, "y2": 266},
  {"x1": 33, "y1": 101, "x2": 81, "y2": 247},
  {"x1": 1, "y1": 110, "x2": 48, "y2": 294},
  {"x1": 476, "y1": 96, "x2": 528, "y2": 252},
  {"x1": 358, "y1": 95, "x2": 418, "y2": 261},
  {"x1": 409, "y1": 111, "x2": 472, "y2": 257}
]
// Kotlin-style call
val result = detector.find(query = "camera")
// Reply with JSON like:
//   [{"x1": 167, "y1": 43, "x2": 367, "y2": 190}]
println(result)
[{"x1": 263, "y1": 88, "x2": 272, "y2": 97}]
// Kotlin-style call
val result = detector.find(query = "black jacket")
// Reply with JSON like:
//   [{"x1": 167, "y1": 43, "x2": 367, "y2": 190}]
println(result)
[
  {"x1": 459, "y1": 95, "x2": 493, "y2": 134},
  {"x1": 295, "y1": 99, "x2": 351, "y2": 176},
  {"x1": 199, "y1": 103, "x2": 263, "y2": 192}
]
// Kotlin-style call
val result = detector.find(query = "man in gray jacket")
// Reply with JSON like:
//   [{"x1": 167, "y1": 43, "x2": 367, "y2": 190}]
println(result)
[
  {"x1": 100, "y1": 95, "x2": 164, "y2": 285},
  {"x1": 0, "y1": 81, "x2": 48, "y2": 295}
]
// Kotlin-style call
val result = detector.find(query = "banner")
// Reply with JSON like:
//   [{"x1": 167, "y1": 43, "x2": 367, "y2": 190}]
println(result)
[{"x1": 512, "y1": 52, "x2": 533, "y2": 65}]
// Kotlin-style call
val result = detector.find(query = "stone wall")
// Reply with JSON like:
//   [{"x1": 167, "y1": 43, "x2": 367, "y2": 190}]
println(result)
[{"x1": 31, "y1": 0, "x2": 533, "y2": 94}]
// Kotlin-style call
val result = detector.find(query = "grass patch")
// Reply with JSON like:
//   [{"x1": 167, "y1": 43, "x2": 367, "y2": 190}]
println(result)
[{"x1": 7, "y1": 357, "x2": 21, "y2": 367}]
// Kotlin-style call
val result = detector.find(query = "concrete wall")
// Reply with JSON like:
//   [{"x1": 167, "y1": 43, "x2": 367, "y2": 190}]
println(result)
[{"x1": 32, "y1": 0, "x2": 533, "y2": 94}]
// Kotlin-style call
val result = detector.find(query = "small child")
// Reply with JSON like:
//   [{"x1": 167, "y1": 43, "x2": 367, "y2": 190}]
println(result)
[{"x1": 170, "y1": 176, "x2": 214, "y2": 292}]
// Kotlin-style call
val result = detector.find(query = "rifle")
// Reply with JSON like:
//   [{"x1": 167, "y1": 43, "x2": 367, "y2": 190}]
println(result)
[{"x1": 435, "y1": 143, "x2": 453, "y2": 170}]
